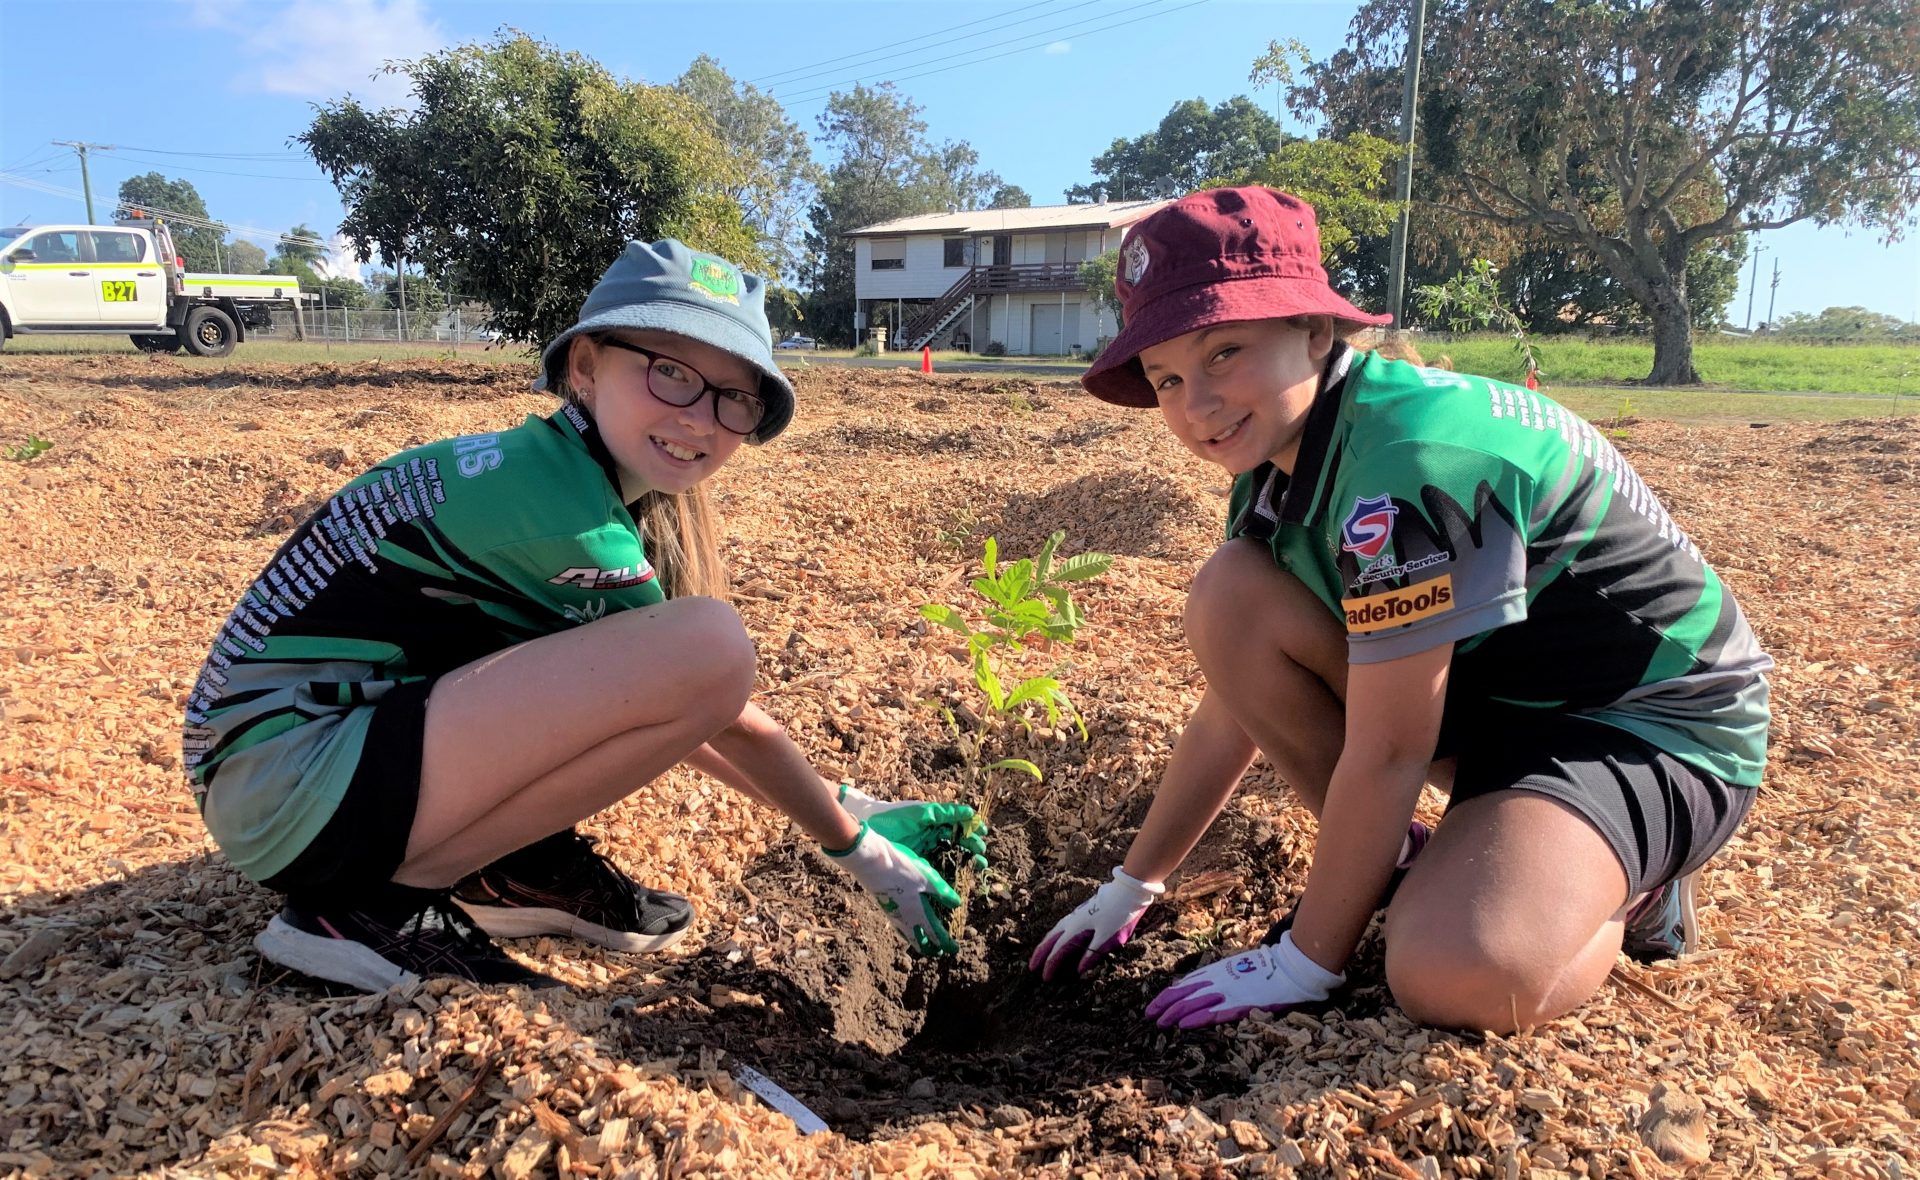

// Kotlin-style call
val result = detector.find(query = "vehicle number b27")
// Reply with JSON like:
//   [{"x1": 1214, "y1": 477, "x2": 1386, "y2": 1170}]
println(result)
[{"x1": 101, "y1": 281, "x2": 137, "y2": 302}]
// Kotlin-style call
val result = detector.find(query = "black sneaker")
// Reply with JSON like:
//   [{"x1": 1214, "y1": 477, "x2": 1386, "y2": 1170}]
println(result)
[
  {"x1": 1621, "y1": 869, "x2": 1700, "y2": 963},
  {"x1": 1263, "y1": 819, "x2": 1433, "y2": 946},
  {"x1": 254, "y1": 885, "x2": 560, "y2": 993},
  {"x1": 452, "y1": 830, "x2": 694, "y2": 953}
]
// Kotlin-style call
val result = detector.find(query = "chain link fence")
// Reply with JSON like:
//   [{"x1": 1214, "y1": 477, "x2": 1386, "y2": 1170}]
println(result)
[{"x1": 266, "y1": 302, "x2": 501, "y2": 345}]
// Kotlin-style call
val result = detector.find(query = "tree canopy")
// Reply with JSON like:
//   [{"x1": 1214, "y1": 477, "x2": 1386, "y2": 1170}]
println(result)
[
  {"x1": 300, "y1": 31, "x2": 758, "y2": 347},
  {"x1": 673, "y1": 55, "x2": 819, "y2": 278},
  {"x1": 1299, "y1": 0, "x2": 1920, "y2": 383},
  {"x1": 1067, "y1": 97, "x2": 1285, "y2": 202},
  {"x1": 114, "y1": 174, "x2": 222, "y2": 271},
  {"x1": 223, "y1": 240, "x2": 267, "y2": 276},
  {"x1": 989, "y1": 184, "x2": 1033, "y2": 209},
  {"x1": 803, "y1": 83, "x2": 1001, "y2": 345},
  {"x1": 1772, "y1": 305, "x2": 1918, "y2": 339}
]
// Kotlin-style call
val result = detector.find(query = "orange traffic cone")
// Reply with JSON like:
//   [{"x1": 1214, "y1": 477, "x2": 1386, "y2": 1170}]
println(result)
[{"x1": 921, "y1": 345, "x2": 933, "y2": 374}]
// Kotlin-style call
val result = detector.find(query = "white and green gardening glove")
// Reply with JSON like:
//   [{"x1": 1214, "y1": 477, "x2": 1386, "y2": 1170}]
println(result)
[
  {"x1": 838, "y1": 783, "x2": 989, "y2": 872},
  {"x1": 824, "y1": 821, "x2": 963, "y2": 957}
]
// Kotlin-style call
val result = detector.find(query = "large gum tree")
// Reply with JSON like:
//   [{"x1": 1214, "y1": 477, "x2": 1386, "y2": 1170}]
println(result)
[{"x1": 1302, "y1": 0, "x2": 1920, "y2": 384}]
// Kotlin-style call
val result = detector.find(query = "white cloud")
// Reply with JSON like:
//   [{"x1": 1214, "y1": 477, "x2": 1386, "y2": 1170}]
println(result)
[
  {"x1": 311, "y1": 234, "x2": 366, "y2": 282},
  {"x1": 1044, "y1": 40, "x2": 1072, "y2": 55},
  {"x1": 188, "y1": 0, "x2": 446, "y2": 104}
]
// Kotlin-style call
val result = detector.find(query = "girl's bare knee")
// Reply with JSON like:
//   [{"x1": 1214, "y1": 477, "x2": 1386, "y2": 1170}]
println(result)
[
  {"x1": 591, "y1": 596, "x2": 755, "y2": 722},
  {"x1": 671, "y1": 596, "x2": 757, "y2": 712},
  {"x1": 1386, "y1": 937, "x2": 1550, "y2": 1033},
  {"x1": 1186, "y1": 542, "x2": 1284, "y2": 651},
  {"x1": 1185, "y1": 542, "x2": 1343, "y2": 676}
]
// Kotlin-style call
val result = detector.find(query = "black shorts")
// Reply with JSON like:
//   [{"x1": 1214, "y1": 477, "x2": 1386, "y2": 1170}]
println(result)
[
  {"x1": 259, "y1": 677, "x2": 435, "y2": 902},
  {"x1": 1437, "y1": 700, "x2": 1754, "y2": 898}
]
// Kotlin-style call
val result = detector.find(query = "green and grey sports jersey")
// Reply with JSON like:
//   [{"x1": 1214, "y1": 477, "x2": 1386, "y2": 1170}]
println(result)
[
  {"x1": 182, "y1": 402, "x2": 668, "y2": 880},
  {"x1": 1227, "y1": 348, "x2": 1771, "y2": 787}
]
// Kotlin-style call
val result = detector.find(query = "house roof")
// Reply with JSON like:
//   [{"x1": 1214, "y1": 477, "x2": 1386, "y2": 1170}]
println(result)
[{"x1": 843, "y1": 199, "x2": 1172, "y2": 239}]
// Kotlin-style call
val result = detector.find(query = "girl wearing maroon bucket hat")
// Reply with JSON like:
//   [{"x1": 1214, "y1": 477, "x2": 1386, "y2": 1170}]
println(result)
[{"x1": 1030, "y1": 187, "x2": 1770, "y2": 1033}]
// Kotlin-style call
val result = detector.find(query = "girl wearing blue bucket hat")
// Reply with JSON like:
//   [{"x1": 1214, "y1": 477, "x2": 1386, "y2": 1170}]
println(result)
[{"x1": 183, "y1": 240, "x2": 982, "y2": 992}]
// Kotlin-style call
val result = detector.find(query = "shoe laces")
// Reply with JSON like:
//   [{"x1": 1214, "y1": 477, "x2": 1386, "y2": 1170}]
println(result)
[
  {"x1": 547, "y1": 831, "x2": 644, "y2": 911},
  {"x1": 401, "y1": 891, "x2": 505, "y2": 958}
]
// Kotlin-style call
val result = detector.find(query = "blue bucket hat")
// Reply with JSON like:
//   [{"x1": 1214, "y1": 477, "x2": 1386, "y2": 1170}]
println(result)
[{"x1": 534, "y1": 239, "x2": 795, "y2": 444}]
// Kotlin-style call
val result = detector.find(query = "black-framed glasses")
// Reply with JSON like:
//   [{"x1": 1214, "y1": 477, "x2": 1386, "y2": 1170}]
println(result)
[{"x1": 596, "y1": 336, "x2": 767, "y2": 436}]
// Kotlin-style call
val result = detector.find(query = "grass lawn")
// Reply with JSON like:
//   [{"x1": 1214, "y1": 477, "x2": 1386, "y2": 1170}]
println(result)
[
  {"x1": 1436, "y1": 333, "x2": 1920, "y2": 396},
  {"x1": 1541, "y1": 383, "x2": 1915, "y2": 424}
]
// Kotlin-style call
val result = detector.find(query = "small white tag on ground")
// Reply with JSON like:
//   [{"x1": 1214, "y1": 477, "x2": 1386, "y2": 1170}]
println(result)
[{"x1": 732, "y1": 1065, "x2": 829, "y2": 1135}]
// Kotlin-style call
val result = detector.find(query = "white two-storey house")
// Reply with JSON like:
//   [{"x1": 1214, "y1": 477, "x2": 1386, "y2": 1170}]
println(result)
[{"x1": 844, "y1": 200, "x2": 1169, "y2": 355}]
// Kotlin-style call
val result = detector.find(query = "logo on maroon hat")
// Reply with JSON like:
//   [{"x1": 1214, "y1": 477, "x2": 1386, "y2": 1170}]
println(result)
[{"x1": 1123, "y1": 235, "x2": 1150, "y2": 286}]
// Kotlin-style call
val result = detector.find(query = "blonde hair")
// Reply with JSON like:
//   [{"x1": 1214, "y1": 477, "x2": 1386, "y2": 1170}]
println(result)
[
  {"x1": 556, "y1": 366, "x2": 730, "y2": 602},
  {"x1": 632, "y1": 485, "x2": 730, "y2": 601}
]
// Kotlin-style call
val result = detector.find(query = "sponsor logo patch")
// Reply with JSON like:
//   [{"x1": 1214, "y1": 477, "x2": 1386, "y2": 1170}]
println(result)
[
  {"x1": 548, "y1": 562, "x2": 657, "y2": 590},
  {"x1": 689, "y1": 257, "x2": 741, "y2": 305},
  {"x1": 1340, "y1": 494, "x2": 1398, "y2": 561},
  {"x1": 1343, "y1": 575, "x2": 1455, "y2": 633},
  {"x1": 1122, "y1": 236, "x2": 1150, "y2": 286},
  {"x1": 1350, "y1": 551, "x2": 1451, "y2": 589}
]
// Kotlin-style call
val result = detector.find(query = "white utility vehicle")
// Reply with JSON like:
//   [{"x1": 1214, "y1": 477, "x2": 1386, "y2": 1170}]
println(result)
[{"x1": 0, "y1": 216, "x2": 304, "y2": 356}]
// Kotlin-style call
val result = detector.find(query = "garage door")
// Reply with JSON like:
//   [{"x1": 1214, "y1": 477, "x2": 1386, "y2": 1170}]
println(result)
[{"x1": 1030, "y1": 304, "x2": 1081, "y2": 355}]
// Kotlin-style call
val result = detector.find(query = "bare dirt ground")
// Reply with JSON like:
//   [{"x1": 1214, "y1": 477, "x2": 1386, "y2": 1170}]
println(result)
[{"x1": 0, "y1": 353, "x2": 1916, "y2": 1179}]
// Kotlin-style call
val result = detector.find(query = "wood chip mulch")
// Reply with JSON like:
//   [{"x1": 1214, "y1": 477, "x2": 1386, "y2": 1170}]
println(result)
[{"x1": 0, "y1": 352, "x2": 1916, "y2": 1178}]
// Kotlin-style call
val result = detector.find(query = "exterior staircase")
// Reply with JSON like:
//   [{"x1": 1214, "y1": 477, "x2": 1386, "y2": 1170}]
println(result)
[{"x1": 899, "y1": 263, "x2": 1088, "y2": 350}]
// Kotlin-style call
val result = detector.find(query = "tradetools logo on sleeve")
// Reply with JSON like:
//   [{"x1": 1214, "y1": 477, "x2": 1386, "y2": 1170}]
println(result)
[
  {"x1": 1340, "y1": 494, "x2": 1398, "y2": 562},
  {"x1": 1342, "y1": 575, "x2": 1454, "y2": 633}
]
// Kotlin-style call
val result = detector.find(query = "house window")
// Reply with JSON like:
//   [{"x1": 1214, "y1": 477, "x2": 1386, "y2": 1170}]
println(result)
[
  {"x1": 870, "y1": 238, "x2": 906, "y2": 270},
  {"x1": 943, "y1": 238, "x2": 975, "y2": 267}
]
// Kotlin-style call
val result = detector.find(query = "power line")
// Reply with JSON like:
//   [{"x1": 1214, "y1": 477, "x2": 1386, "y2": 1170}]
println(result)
[
  {"x1": 749, "y1": 0, "x2": 1072, "y2": 86},
  {"x1": 778, "y1": 0, "x2": 1209, "y2": 111},
  {"x1": 760, "y1": 0, "x2": 1107, "y2": 92},
  {"x1": 0, "y1": 172, "x2": 325, "y2": 248},
  {"x1": 96, "y1": 149, "x2": 328, "y2": 183},
  {"x1": 774, "y1": 0, "x2": 1172, "y2": 104},
  {"x1": 106, "y1": 145, "x2": 304, "y2": 161}
]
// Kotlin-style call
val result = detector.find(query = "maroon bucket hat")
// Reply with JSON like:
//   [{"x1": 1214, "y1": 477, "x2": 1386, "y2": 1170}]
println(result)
[{"x1": 1082, "y1": 186, "x2": 1391, "y2": 407}]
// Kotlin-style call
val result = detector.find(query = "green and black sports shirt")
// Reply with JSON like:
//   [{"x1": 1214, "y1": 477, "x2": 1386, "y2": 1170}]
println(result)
[
  {"x1": 182, "y1": 402, "x2": 669, "y2": 880},
  {"x1": 1227, "y1": 348, "x2": 1771, "y2": 787}
]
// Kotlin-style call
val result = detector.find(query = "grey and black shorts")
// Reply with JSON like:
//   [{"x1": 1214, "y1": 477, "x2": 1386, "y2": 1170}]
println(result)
[
  {"x1": 1437, "y1": 701, "x2": 1754, "y2": 898},
  {"x1": 258, "y1": 677, "x2": 436, "y2": 902}
]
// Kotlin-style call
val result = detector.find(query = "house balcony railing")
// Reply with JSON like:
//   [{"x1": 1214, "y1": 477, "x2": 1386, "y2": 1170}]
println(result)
[{"x1": 898, "y1": 263, "x2": 1088, "y2": 349}]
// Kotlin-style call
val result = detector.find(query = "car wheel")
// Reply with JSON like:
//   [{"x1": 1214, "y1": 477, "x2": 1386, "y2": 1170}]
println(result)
[
  {"x1": 182, "y1": 307, "x2": 238, "y2": 357},
  {"x1": 130, "y1": 333, "x2": 182, "y2": 353}
]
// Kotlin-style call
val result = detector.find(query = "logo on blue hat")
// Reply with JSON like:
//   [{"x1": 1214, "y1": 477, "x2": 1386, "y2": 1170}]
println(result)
[{"x1": 689, "y1": 257, "x2": 741, "y2": 305}]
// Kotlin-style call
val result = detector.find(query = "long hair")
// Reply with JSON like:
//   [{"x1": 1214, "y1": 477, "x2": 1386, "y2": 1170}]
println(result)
[
  {"x1": 556, "y1": 356, "x2": 729, "y2": 601},
  {"x1": 631, "y1": 484, "x2": 729, "y2": 601}
]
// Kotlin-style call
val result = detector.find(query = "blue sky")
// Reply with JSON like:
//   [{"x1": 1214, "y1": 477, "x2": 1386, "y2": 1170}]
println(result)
[{"x1": 2, "y1": 0, "x2": 1914, "y2": 323}]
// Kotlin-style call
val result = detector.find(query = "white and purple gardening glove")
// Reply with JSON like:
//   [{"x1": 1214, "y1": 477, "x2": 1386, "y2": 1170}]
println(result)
[
  {"x1": 1028, "y1": 866, "x2": 1164, "y2": 980},
  {"x1": 1145, "y1": 930, "x2": 1345, "y2": 1030}
]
